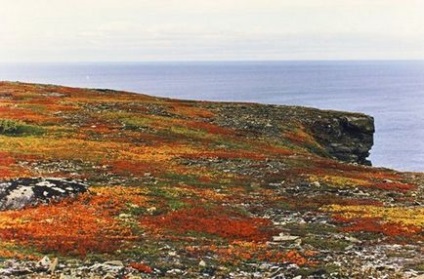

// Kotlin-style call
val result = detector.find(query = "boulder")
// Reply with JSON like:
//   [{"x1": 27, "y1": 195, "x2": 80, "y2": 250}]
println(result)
[{"x1": 0, "y1": 178, "x2": 87, "y2": 210}]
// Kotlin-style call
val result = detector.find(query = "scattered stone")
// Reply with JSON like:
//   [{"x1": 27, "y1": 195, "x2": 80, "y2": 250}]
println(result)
[
  {"x1": 48, "y1": 258, "x2": 58, "y2": 274},
  {"x1": 272, "y1": 233, "x2": 299, "y2": 242},
  {"x1": 87, "y1": 260, "x2": 125, "y2": 275},
  {"x1": 167, "y1": 268, "x2": 184, "y2": 275},
  {"x1": 311, "y1": 181, "x2": 321, "y2": 187},
  {"x1": 37, "y1": 256, "x2": 51, "y2": 271},
  {"x1": 344, "y1": 236, "x2": 362, "y2": 243},
  {"x1": 146, "y1": 206, "x2": 157, "y2": 214},
  {"x1": 42, "y1": 92, "x2": 66, "y2": 97},
  {"x1": 168, "y1": 251, "x2": 177, "y2": 257},
  {"x1": 101, "y1": 260, "x2": 124, "y2": 267}
]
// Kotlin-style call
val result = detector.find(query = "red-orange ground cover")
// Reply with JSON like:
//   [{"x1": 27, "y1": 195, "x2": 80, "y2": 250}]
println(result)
[
  {"x1": 141, "y1": 206, "x2": 275, "y2": 242},
  {"x1": 0, "y1": 187, "x2": 147, "y2": 257},
  {"x1": 333, "y1": 216, "x2": 421, "y2": 237},
  {"x1": 371, "y1": 182, "x2": 416, "y2": 192}
]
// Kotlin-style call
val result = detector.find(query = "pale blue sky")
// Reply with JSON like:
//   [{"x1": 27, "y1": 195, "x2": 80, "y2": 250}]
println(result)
[{"x1": 1, "y1": 0, "x2": 423, "y2": 62}]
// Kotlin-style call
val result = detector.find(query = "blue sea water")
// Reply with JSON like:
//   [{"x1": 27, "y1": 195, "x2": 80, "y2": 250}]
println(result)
[{"x1": 0, "y1": 61, "x2": 423, "y2": 172}]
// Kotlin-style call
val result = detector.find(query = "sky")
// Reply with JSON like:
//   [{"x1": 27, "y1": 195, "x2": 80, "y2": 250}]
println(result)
[{"x1": 1, "y1": 0, "x2": 424, "y2": 62}]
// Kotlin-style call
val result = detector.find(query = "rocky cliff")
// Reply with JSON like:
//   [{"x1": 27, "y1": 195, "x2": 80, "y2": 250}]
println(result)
[
  {"x1": 308, "y1": 114, "x2": 374, "y2": 165},
  {"x1": 209, "y1": 103, "x2": 374, "y2": 165}
]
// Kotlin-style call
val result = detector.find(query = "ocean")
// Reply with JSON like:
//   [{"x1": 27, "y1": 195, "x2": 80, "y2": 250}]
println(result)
[{"x1": 0, "y1": 61, "x2": 423, "y2": 172}]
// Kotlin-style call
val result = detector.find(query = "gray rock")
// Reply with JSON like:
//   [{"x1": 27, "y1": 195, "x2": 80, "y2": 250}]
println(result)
[
  {"x1": 86, "y1": 260, "x2": 125, "y2": 275},
  {"x1": 0, "y1": 178, "x2": 87, "y2": 210},
  {"x1": 36, "y1": 255, "x2": 51, "y2": 271},
  {"x1": 311, "y1": 181, "x2": 321, "y2": 187},
  {"x1": 272, "y1": 233, "x2": 299, "y2": 242}
]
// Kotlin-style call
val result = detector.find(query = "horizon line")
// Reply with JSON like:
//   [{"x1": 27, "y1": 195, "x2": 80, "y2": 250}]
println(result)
[{"x1": 1, "y1": 58, "x2": 424, "y2": 65}]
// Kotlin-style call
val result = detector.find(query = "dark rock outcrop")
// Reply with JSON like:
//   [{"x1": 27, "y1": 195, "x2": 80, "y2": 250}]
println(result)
[
  {"x1": 208, "y1": 103, "x2": 375, "y2": 166},
  {"x1": 0, "y1": 178, "x2": 87, "y2": 210},
  {"x1": 309, "y1": 115, "x2": 375, "y2": 165}
]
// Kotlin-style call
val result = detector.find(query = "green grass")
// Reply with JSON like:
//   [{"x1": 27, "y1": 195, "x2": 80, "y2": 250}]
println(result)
[{"x1": 0, "y1": 119, "x2": 44, "y2": 136}]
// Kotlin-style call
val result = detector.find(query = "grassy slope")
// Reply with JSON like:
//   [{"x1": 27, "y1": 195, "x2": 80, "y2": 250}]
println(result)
[{"x1": 0, "y1": 81, "x2": 423, "y2": 277}]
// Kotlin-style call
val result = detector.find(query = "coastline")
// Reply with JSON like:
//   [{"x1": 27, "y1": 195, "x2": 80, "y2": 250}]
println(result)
[{"x1": 2, "y1": 60, "x2": 423, "y2": 171}]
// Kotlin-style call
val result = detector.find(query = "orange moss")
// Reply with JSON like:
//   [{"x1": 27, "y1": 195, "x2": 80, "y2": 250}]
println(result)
[
  {"x1": 0, "y1": 245, "x2": 39, "y2": 261},
  {"x1": 259, "y1": 144, "x2": 294, "y2": 156},
  {"x1": 129, "y1": 262, "x2": 153, "y2": 273},
  {"x1": 171, "y1": 103, "x2": 215, "y2": 119},
  {"x1": 0, "y1": 152, "x2": 14, "y2": 163},
  {"x1": 184, "y1": 121, "x2": 236, "y2": 136},
  {"x1": 371, "y1": 182, "x2": 416, "y2": 192},
  {"x1": 0, "y1": 152, "x2": 31, "y2": 179},
  {"x1": 334, "y1": 216, "x2": 421, "y2": 237},
  {"x1": 109, "y1": 160, "x2": 157, "y2": 176},
  {"x1": 141, "y1": 206, "x2": 275, "y2": 242},
  {"x1": 285, "y1": 128, "x2": 318, "y2": 147},
  {"x1": 0, "y1": 187, "x2": 147, "y2": 257},
  {"x1": 0, "y1": 106, "x2": 57, "y2": 123}
]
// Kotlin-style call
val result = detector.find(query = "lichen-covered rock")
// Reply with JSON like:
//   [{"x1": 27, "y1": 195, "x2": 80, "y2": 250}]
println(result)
[{"x1": 0, "y1": 178, "x2": 87, "y2": 210}]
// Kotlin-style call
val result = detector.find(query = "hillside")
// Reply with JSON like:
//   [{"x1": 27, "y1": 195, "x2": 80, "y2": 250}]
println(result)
[{"x1": 0, "y1": 81, "x2": 423, "y2": 278}]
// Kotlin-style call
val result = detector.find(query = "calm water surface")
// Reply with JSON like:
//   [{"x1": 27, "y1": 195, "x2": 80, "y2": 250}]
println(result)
[{"x1": 1, "y1": 61, "x2": 423, "y2": 171}]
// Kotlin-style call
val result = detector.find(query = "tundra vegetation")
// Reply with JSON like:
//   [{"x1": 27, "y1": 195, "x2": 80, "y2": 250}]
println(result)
[{"x1": 0, "y1": 81, "x2": 422, "y2": 278}]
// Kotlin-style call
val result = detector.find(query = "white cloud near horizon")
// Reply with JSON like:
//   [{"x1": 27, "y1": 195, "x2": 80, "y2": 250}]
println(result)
[{"x1": 1, "y1": 0, "x2": 423, "y2": 62}]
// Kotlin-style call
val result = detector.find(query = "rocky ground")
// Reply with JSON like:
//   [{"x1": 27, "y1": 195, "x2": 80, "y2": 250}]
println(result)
[{"x1": 0, "y1": 81, "x2": 423, "y2": 278}]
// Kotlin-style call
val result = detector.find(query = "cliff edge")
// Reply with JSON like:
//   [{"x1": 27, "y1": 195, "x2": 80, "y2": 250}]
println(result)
[
  {"x1": 209, "y1": 103, "x2": 374, "y2": 165},
  {"x1": 308, "y1": 114, "x2": 374, "y2": 165}
]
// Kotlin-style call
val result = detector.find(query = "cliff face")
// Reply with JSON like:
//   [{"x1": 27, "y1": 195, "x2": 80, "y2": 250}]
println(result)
[
  {"x1": 309, "y1": 115, "x2": 374, "y2": 165},
  {"x1": 209, "y1": 103, "x2": 374, "y2": 165}
]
